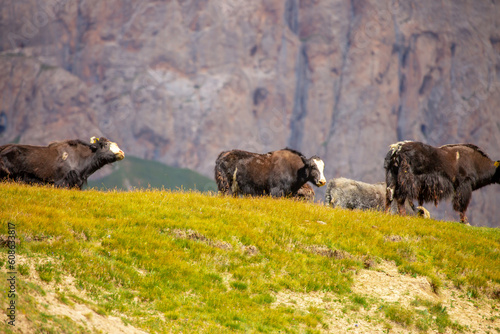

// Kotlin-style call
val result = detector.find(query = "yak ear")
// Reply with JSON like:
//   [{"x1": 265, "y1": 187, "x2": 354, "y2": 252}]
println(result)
[
  {"x1": 306, "y1": 156, "x2": 320, "y2": 167},
  {"x1": 90, "y1": 137, "x2": 99, "y2": 144},
  {"x1": 302, "y1": 156, "x2": 311, "y2": 167}
]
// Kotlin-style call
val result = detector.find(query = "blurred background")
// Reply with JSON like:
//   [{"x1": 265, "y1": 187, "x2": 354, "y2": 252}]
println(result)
[{"x1": 0, "y1": 0, "x2": 499, "y2": 226}]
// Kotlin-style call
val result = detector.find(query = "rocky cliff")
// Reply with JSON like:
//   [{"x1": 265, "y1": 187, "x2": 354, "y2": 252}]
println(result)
[{"x1": 1, "y1": 0, "x2": 499, "y2": 226}]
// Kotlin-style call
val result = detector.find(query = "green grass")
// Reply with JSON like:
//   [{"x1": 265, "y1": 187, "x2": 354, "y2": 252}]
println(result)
[
  {"x1": 0, "y1": 182, "x2": 499, "y2": 333},
  {"x1": 410, "y1": 297, "x2": 465, "y2": 332},
  {"x1": 86, "y1": 156, "x2": 216, "y2": 192},
  {"x1": 382, "y1": 304, "x2": 414, "y2": 327}
]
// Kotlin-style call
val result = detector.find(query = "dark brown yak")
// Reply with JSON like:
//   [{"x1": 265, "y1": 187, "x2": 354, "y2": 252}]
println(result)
[
  {"x1": 214, "y1": 148, "x2": 326, "y2": 197},
  {"x1": 384, "y1": 141, "x2": 500, "y2": 223},
  {"x1": 0, "y1": 137, "x2": 124, "y2": 189}
]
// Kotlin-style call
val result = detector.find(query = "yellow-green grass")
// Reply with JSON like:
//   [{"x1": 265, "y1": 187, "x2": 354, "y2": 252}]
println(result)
[{"x1": 1, "y1": 182, "x2": 499, "y2": 333}]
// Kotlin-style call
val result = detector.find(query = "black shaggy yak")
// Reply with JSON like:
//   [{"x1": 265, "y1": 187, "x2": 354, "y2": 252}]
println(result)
[
  {"x1": 0, "y1": 137, "x2": 125, "y2": 189},
  {"x1": 325, "y1": 177, "x2": 430, "y2": 218},
  {"x1": 384, "y1": 141, "x2": 500, "y2": 223},
  {"x1": 214, "y1": 148, "x2": 326, "y2": 197}
]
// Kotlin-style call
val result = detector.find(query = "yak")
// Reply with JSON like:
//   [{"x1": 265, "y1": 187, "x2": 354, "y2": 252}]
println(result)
[
  {"x1": 214, "y1": 148, "x2": 326, "y2": 197},
  {"x1": 294, "y1": 183, "x2": 315, "y2": 202},
  {"x1": 384, "y1": 141, "x2": 500, "y2": 224},
  {"x1": 0, "y1": 137, "x2": 125, "y2": 189},
  {"x1": 325, "y1": 177, "x2": 430, "y2": 218}
]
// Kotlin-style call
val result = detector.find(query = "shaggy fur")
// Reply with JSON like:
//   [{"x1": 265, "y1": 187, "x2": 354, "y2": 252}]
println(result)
[
  {"x1": 214, "y1": 148, "x2": 326, "y2": 197},
  {"x1": 384, "y1": 141, "x2": 500, "y2": 223},
  {"x1": 293, "y1": 183, "x2": 315, "y2": 202},
  {"x1": 0, "y1": 137, "x2": 124, "y2": 189},
  {"x1": 325, "y1": 177, "x2": 429, "y2": 218}
]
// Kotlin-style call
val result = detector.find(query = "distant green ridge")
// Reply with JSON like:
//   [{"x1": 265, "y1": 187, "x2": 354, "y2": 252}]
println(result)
[{"x1": 86, "y1": 156, "x2": 216, "y2": 192}]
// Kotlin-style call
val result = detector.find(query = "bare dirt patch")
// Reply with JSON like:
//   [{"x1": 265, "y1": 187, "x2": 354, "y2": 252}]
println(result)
[
  {"x1": 273, "y1": 261, "x2": 500, "y2": 333},
  {"x1": 2, "y1": 255, "x2": 148, "y2": 334},
  {"x1": 353, "y1": 261, "x2": 437, "y2": 304},
  {"x1": 274, "y1": 290, "x2": 396, "y2": 334},
  {"x1": 34, "y1": 290, "x2": 147, "y2": 334},
  {"x1": 354, "y1": 261, "x2": 499, "y2": 333}
]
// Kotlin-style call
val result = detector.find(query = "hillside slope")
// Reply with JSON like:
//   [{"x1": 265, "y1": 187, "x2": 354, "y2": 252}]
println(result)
[
  {"x1": 1, "y1": 183, "x2": 499, "y2": 333},
  {"x1": 86, "y1": 156, "x2": 216, "y2": 192},
  {"x1": 1, "y1": 0, "x2": 499, "y2": 226}
]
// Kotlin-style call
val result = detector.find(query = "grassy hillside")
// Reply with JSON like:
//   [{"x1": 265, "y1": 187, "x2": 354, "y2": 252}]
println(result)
[
  {"x1": 86, "y1": 156, "x2": 216, "y2": 192},
  {"x1": 1, "y1": 183, "x2": 499, "y2": 333}
]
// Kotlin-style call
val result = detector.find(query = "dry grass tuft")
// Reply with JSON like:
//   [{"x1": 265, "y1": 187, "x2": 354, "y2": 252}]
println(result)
[
  {"x1": 303, "y1": 245, "x2": 352, "y2": 259},
  {"x1": 171, "y1": 228, "x2": 233, "y2": 250},
  {"x1": 385, "y1": 235, "x2": 404, "y2": 242},
  {"x1": 242, "y1": 245, "x2": 259, "y2": 256}
]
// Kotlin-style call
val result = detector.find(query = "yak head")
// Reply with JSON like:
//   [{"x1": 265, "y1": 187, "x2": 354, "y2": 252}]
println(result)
[
  {"x1": 90, "y1": 137, "x2": 125, "y2": 162},
  {"x1": 307, "y1": 156, "x2": 326, "y2": 187}
]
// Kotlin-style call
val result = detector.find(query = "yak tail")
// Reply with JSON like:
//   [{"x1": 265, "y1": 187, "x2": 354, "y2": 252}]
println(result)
[{"x1": 214, "y1": 153, "x2": 231, "y2": 195}]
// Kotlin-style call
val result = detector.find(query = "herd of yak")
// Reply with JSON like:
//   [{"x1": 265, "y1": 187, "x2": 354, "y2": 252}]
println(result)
[{"x1": 1, "y1": 137, "x2": 499, "y2": 224}]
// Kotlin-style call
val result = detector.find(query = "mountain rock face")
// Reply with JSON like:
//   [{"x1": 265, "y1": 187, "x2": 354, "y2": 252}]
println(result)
[{"x1": 1, "y1": 0, "x2": 499, "y2": 226}]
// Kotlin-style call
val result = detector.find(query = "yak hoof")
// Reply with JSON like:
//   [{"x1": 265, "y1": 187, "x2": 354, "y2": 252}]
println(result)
[{"x1": 459, "y1": 213, "x2": 470, "y2": 225}]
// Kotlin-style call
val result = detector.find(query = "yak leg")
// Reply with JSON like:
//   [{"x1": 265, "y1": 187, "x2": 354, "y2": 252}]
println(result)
[
  {"x1": 55, "y1": 170, "x2": 83, "y2": 189},
  {"x1": 270, "y1": 187, "x2": 285, "y2": 198},
  {"x1": 452, "y1": 183, "x2": 472, "y2": 225},
  {"x1": 215, "y1": 173, "x2": 230, "y2": 196},
  {"x1": 385, "y1": 187, "x2": 395, "y2": 213},
  {"x1": 406, "y1": 200, "x2": 416, "y2": 212},
  {"x1": 388, "y1": 183, "x2": 407, "y2": 215},
  {"x1": 396, "y1": 197, "x2": 407, "y2": 216},
  {"x1": 0, "y1": 161, "x2": 10, "y2": 179},
  {"x1": 405, "y1": 200, "x2": 425, "y2": 217},
  {"x1": 385, "y1": 168, "x2": 398, "y2": 213},
  {"x1": 406, "y1": 200, "x2": 423, "y2": 217},
  {"x1": 269, "y1": 174, "x2": 289, "y2": 198},
  {"x1": 217, "y1": 172, "x2": 235, "y2": 197}
]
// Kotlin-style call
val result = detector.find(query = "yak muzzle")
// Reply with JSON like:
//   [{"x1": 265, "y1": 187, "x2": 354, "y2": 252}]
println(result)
[
  {"x1": 110, "y1": 142, "x2": 125, "y2": 161},
  {"x1": 115, "y1": 150, "x2": 125, "y2": 161},
  {"x1": 316, "y1": 179, "x2": 326, "y2": 187}
]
